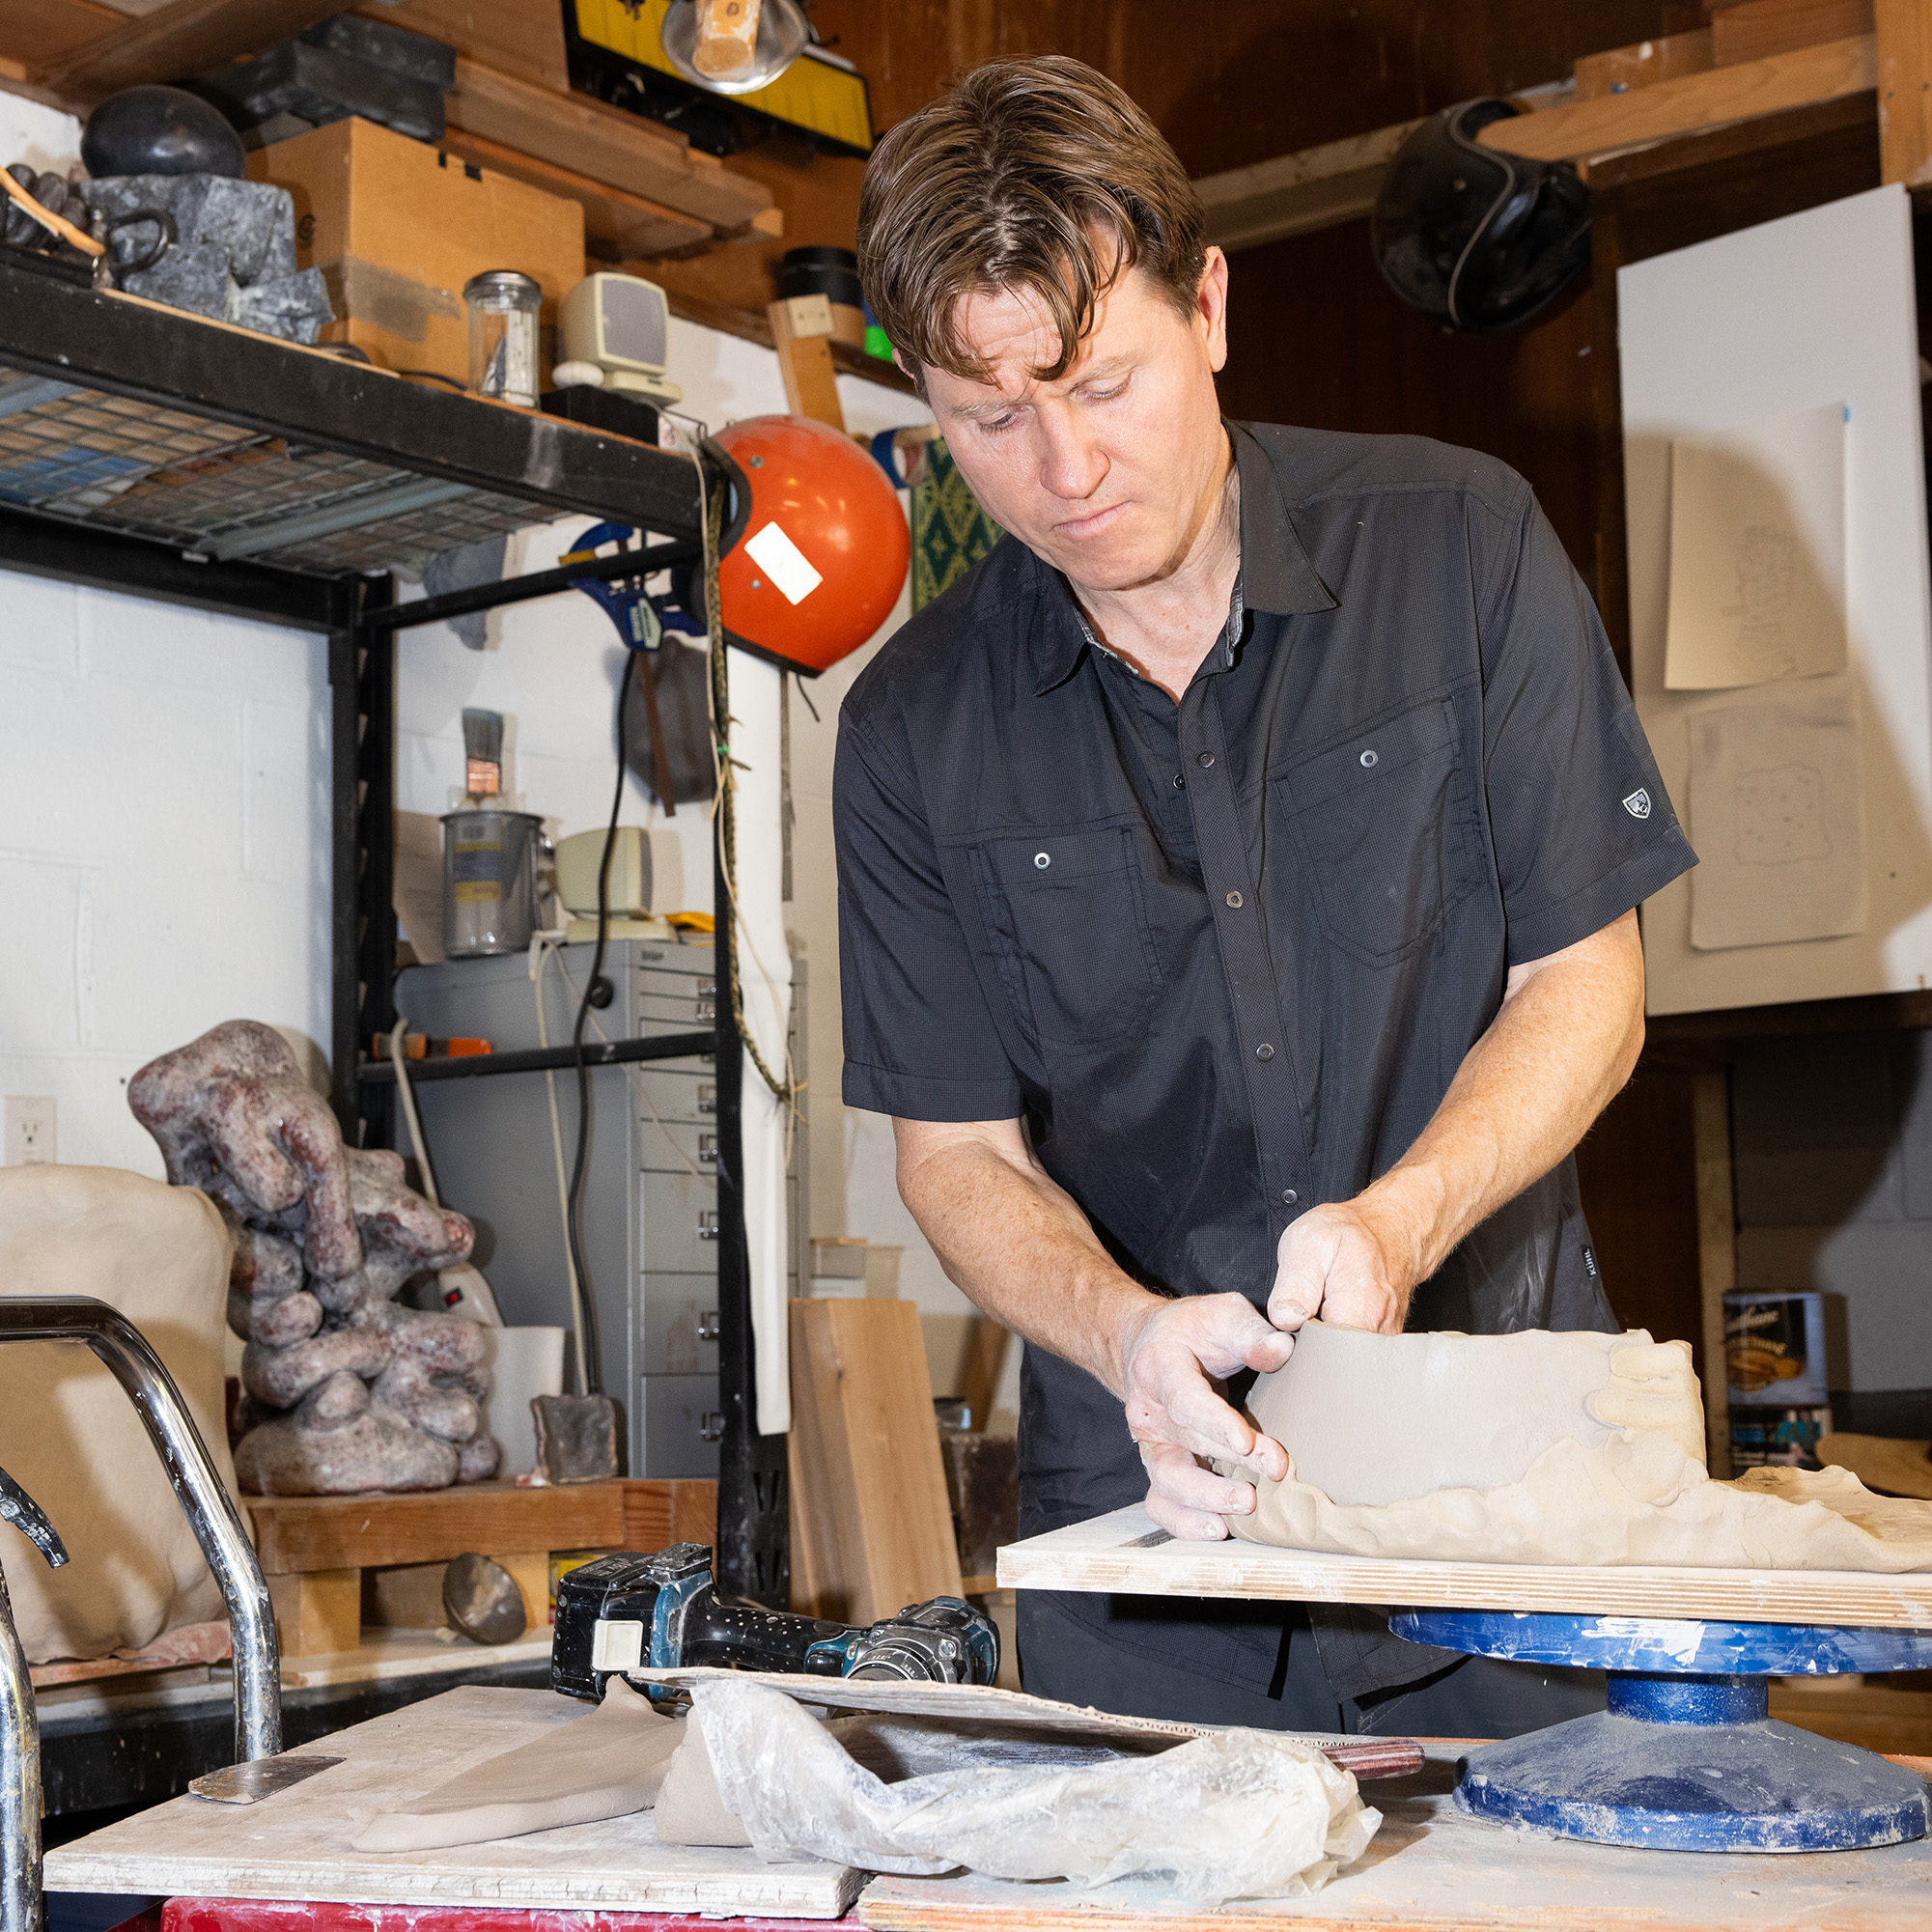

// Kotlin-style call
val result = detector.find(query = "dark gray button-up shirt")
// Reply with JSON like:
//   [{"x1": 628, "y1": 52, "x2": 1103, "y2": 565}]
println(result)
[{"x1": 835, "y1": 423, "x2": 1695, "y2": 1686}]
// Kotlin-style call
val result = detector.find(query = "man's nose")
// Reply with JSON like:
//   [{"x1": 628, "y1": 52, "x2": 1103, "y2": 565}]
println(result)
[{"x1": 1036, "y1": 407, "x2": 1109, "y2": 501}]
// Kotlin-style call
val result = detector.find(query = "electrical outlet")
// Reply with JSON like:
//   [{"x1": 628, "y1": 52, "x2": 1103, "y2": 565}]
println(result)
[{"x1": 4, "y1": 1097, "x2": 55, "y2": 1166}]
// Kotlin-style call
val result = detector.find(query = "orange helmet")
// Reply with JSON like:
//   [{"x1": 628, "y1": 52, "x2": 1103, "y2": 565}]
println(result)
[{"x1": 713, "y1": 415, "x2": 910, "y2": 674}]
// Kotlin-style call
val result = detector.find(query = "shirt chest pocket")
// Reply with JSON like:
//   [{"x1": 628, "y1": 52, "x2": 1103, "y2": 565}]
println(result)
[
  {"x1": 981, "y1": 826, "x2": 1163, "y2": 1047},
  {"x1": 1280, "y1": 698, "x2": 1475, "y2": 966}
]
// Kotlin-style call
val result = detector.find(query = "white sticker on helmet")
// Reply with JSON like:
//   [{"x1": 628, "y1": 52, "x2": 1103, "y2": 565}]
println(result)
[{"x1": 744, "y1": 520, "x2": 824, "y2": 605}]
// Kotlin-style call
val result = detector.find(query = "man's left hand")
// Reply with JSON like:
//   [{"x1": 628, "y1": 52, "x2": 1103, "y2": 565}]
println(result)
[{"x1": 1266, "y1": 1198, "x2": 1416, "y2": 1335}]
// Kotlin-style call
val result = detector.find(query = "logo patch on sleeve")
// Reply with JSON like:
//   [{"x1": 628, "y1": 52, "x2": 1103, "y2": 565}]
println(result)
[{"x1": 1622, "y1": 788, "x2": 1652, "y2": 820}]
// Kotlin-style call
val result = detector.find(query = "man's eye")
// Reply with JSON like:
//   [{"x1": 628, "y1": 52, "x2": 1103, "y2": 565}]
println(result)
[
  {"x1": 979, "y1": 413, "x2": 1019, "y2": 434},
  {"x1": 1084, "y1": 382, "x2": 1128, "y2": 404}
]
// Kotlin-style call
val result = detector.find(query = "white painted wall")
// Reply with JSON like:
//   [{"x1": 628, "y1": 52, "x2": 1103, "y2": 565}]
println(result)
[{"x1": 0, "y1": 86, "x2": 973, "y2": 1342}]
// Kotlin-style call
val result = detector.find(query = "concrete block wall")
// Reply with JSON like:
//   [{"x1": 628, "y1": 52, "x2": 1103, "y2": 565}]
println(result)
[
  {"x1": 1731, "y1": 1034, "x2": 1932, "y2": 1426},
  {"x1": 0, "y1": 90, "x2": 980, "y2": 1344}
]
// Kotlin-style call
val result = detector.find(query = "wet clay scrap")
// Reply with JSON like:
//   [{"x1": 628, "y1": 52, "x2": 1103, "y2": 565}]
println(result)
[{"x1": 1225, "y1": 1321, "x2": 1932, "y2": 1570}]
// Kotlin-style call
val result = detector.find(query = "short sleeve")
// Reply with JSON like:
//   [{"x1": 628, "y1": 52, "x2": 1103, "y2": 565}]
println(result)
[
  {"x1": 1478, "y1": 490, "x2": 1696, "y2": 965},
  {"x1": 834, "y1": 711, "x2": 1023, "y2": 1121}
]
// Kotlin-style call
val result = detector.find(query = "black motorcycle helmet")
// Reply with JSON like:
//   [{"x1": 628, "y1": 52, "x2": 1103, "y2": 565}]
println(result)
[{"x1": 1371, "y1": 98, "x2": 1589, "y2": 333}]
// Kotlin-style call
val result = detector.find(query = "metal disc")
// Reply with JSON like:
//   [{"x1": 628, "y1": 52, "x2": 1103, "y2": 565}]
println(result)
[{"x1": 443, "y1": 1552, "x2": 528, "y2": 1646}]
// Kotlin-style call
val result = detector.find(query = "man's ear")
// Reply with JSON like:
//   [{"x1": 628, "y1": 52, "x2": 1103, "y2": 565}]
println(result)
[{"x1": 1196, "y1": 247, "x2": 1230, "y2": 374}]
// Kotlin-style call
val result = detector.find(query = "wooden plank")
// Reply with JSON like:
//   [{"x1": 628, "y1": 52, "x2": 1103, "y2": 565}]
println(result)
[
  {"x1": 1876, "y1": 0, "x2": 1932, "y2": 183},
  {"x1": 266, "y1": 1567, "x2": 361, "y2": 1659},
  {"x1": 244, "y1": 1479, "x2": 626, "y2": 1574},
  {"x1": 1692, "y1": 1067, "x2": 1738, "y2": 1478},
  {"x1": 35, "y1": 0, "x2": 344, "y2": 102},
  {"x1": 1580, "y1": 83, "x2": 1877, "y2": 187},
  {"x1": 1190, "y1": 120, "x2": 1421, "y2": 255},
  {"x1": 788, "y1": 1298, "x2": 963, "y2": 1624},
  {"x1": 998, "y1": 1502, "x2": 1932, "y2": 1630},
  {"x1": 621, "y1": 1476, "x2": 718, "y2": 1551},
  {"x1": 437, "y1": 126, "x2": 715, "y2": 261},
  {"x1": 353, "y1": 0, "x2": 568, "y2": 93},
  {"x1": 1576, "y1": 28, "x2": 1715, "y2": 99},
  {"x1": 957, "y1": 1317, "x2": 1010, "y2": 1432},
  {"x1": 857, "y1": 1744, "x2": 1932, "y2": 1932},
  {"x1": 0, "y1": 0, "x2": 123, "y2": 71},
  {"x1": 769, "y1": 295, "x2": 846, "y2": 428},
  {"x1": 444, "y1": 58, "x2": 774, "y2": 233},
  {"x1": 43, "y1": 1686, "x2": 861, "y2": 1917},
  {"x1": 1482, "y1": 33, "x2": 1876, "y2": 161},
  {"x1": 1712, "y1": 0, "x2": 1875, "y2": 66}
]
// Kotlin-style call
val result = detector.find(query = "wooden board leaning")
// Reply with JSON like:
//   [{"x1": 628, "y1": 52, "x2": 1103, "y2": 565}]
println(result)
[{"x1": 998, "y1": 1503, "x2": 1932, "y2": 1630}]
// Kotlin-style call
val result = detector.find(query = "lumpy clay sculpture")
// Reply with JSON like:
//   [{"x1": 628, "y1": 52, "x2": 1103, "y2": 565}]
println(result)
[{"x1": 129, "y1": 1021, "x2": 498, "y2": 1494}]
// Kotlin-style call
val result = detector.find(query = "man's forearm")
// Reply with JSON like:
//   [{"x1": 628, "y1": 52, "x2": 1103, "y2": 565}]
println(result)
[
  {"x1": 1356, "y1": 910, "x2": 1645, "y2": 1292},
  {"x1": 894, "y1": 1122, "x2": 1163, "y2": 1397}
]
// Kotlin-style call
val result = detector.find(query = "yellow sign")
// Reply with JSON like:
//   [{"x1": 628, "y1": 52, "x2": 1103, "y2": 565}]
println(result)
[{"x1": 574, "y1": 0, "x2": 873, "y2": 154}]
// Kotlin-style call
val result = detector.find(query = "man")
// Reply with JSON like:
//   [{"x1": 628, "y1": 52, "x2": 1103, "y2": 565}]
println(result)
[{"x1": 838, "y1": 57, "x2": 1695, "y2": 1734}]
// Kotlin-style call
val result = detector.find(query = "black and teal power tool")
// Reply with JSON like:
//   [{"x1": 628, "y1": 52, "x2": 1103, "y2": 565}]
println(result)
[{"x1": 551, "y1": 1543, "x2": 998, "y2": 1704}]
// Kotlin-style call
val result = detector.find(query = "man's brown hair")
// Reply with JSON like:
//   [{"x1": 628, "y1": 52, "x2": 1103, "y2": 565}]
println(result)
[{"x1": 856, "y1": 56, "x2": 1206, "y2": 387}]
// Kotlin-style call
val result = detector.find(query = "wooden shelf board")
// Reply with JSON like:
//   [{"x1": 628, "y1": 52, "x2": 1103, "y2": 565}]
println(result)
[{"x1": 244, "y1": 1478, "x2": 626, "y2": 1573}]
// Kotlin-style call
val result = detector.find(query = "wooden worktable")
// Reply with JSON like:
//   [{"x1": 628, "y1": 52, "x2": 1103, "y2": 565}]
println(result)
[
  {"x1": 859, "y1": 1746, "x2": 1932, "y2": 1931},
  {"x1": 43, "y1": 1686, "x2": 860, "y2": 1919}
]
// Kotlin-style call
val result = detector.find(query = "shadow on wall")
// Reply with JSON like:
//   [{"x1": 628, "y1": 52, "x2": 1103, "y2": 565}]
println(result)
[{"x1": 1730, "y1": 1031, "x2": 1932, "y2": 1434}]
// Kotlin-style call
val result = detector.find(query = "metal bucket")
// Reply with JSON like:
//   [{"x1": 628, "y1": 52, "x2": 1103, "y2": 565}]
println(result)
[{"x1": 441, "y1": 808, "x2": 544, "y2": 958}]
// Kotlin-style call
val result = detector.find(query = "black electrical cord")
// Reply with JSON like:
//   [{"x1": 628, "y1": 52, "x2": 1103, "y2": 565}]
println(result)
[{"x1": 565, "y1": 628, "x2": 636, "y2": 1398}]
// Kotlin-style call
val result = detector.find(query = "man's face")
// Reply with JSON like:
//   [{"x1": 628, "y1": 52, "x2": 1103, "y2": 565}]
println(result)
[{"x1": 922, "y1": 253, "x2": 1231, "y2": 596}]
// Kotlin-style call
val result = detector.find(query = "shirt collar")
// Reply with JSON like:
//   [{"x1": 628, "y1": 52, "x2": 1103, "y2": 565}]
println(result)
[{"x1": 1028, "y1": 420, "x2": 1336, "y2": 696}]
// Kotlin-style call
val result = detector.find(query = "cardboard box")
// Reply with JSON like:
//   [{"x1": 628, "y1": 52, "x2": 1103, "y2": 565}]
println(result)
[{"x1": 248, "y1": 116, "x2": 585, "y2": 390}]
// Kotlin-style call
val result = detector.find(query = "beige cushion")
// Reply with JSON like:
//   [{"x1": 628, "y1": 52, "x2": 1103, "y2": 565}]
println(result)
[{"x1": 0, "y1": 1165, "x2": 240, "y2": 1664}]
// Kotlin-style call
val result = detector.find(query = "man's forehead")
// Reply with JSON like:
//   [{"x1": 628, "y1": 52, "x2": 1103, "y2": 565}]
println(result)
[{"x1": 936, "y1": 279, "x2": 1139, "y2": 408}]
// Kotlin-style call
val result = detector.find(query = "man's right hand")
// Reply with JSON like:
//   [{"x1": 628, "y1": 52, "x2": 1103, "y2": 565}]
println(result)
[{"x1": 1120, "y1": 1293, "x2": 1294, "y2": 1542}]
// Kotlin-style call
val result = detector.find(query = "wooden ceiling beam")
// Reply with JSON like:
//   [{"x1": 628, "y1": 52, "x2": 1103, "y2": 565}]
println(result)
[
  {"x1": 1875, "y1": 0, "x2": 1932, "y2": 184},
  {"x1": 1480, "y1": 34, "x2": 1874, "y2": 163}
]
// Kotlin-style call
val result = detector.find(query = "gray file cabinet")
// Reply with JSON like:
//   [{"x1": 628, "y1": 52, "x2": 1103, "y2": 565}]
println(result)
[{"x1": 394, "y1": 938, "x2": 803, "y2": 1477}]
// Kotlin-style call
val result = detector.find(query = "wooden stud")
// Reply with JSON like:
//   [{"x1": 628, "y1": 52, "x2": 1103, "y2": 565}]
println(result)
[
  {"x1": 767, "y1": 294, "x2": 846, "y2": 431},
  {"x1": 1692, "y1": 1067, "x2": 1738, "y2": 1478},
  {"x1": 266, "y1": 1567, "x2": 361, "y2": 1660},
  {"x1": 1482, "y1": 34, "x2": 1876, "y2": 162},
  {"x1": 1875, "y1": 0, "x2": 1932, "y2": 183},
  {"x1": 788, "y1": 1298, "x2": 963, "y2": 1624}
]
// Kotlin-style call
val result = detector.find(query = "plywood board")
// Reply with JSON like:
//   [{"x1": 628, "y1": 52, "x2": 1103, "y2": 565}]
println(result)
[
  {"x1": 788, "y1": 1298, "x2": 963, "y2": 1624},
  {"x1": 996, "y1": 1503, "x2": 1932, "y2": 1630},
  {"x1": 858, "y1": 1746, "x2": 1932, "y2": 1932},
  {"x1": 245, "y1": 1479, "x2": 626, "y2": 1573},
  {"x1": 43, "y1": 1685, "x2": 860, "y2": 1918},
  {"x1": 1619, "y1": 184, "x2": 1932, "y2": 1014}
]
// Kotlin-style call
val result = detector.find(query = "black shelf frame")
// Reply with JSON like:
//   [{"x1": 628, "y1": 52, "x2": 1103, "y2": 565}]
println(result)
[{"x1": 0, "y1": 266, "x2": 786, "y2": 1606}]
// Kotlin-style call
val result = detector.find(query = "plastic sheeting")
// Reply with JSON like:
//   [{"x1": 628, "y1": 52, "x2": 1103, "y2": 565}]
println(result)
[{"x1": 693, "y1": 1679, "x2": 1380, "y2": 1906}]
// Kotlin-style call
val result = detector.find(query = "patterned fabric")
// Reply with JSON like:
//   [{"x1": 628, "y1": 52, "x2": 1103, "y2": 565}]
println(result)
[{"x1": 911, "y1": 437, "x2": 1003, "y2": 610}]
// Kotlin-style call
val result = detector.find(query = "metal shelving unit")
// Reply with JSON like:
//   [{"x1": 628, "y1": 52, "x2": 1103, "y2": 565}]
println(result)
[{"x1": 0, "y1": 261, "x2": 786, "y2": 1608}]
